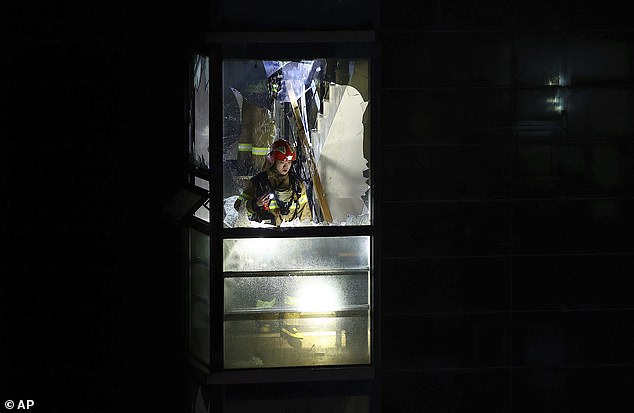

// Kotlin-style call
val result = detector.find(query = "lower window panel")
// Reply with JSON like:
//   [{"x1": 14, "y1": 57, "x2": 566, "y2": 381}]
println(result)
[
  {"x1": 222, "y1": 235, "x2": 371, "y2": 369},
  {"x1": 224, "y1": 312, "x2": 370, "y2": 368}
]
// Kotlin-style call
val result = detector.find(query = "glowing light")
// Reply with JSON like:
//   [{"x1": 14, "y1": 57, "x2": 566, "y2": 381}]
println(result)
[
  {"x1": 546, "y1": 95, "x2": 564, "y2": 113},
  {"x1": 295, "y1": 279, "x2": 341, "y2": 312},
  {"x1": 546, "y1": 73, "x2": 567, "y2": 87}
]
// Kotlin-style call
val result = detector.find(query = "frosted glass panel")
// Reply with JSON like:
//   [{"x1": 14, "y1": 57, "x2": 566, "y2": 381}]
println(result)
[
  {"x1": 189, "y1": 229, "x2": 210, "y2": 365},
  {"x1": 194, "y1": 176, "x2": 209, "y2": 190},
  {"x1": 224, "y1": 314, "x2": 370, "y2": 368},
  {"x1": 223, "y1": 236, "x2": 370, "y2": 272},
  {"x1": 224, "y1": 271, "x2": 369, "y2": 368},
  {"x1": 223, "y1": 236, "x2": 371, "y2": 369},
  {"x1": 193, "y1": 200, "x2": 210, "y2": 223},
  {"x1": 224, "y1": 272, "x2": 369, "y2": 314}
]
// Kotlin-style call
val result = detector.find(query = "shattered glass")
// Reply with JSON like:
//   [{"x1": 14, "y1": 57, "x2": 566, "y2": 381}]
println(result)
[
  {"x1": 222, "y1": 58, "x2": 371, "y2": 227},
  {"x1": 190, "y1": 54, "x2": 210, "y2": 168}
]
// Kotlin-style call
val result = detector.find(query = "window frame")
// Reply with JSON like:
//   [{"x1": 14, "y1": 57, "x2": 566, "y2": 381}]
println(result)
[{"x1": 186, "y1": 31, "x2": 380, "y2": 384}]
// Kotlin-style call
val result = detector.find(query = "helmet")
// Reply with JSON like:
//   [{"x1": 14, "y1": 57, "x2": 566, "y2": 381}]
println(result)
[{"x1": 267, "y1": 139, "x2": 296, "y2": 164}]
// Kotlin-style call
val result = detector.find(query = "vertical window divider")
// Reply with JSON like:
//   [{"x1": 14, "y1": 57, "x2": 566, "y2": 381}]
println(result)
[{"x1": 208, "y1": 43, "x2": 225, "y2": 372}]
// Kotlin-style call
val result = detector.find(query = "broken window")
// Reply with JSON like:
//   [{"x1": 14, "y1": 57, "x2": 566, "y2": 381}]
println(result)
[
  {"x1": 180, "y1": 42, "x2": 376, "y2": 375},
  {"x1": 189, "y1": 54, "x2": 210, "y2": 169},
  {"x1": 222, "y1": 58, "x2": 371, "y2": 227}
]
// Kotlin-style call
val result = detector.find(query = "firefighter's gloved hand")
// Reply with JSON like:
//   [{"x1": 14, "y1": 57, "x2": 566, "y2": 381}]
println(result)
[{"x1": 256, "y1": 193, "x2": 274, "y2": 210}]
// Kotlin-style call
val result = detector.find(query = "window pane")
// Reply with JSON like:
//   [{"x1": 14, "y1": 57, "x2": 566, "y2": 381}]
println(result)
[
  {"x1": 224, "y1": 271, "x2": 370, "y2": 368},
  {"x1": 224, "y1": 272, "x2": 369, "y2": 313},
  {"x1": 189, "y1": 229, "x2": 210, "y2": 365},
  {"x1": 222, "y1": 58, "x2": 371, "y2": 227},
  {"x1": 190, "y1": 54, "x2": 210, "y2": 168},
  {"x1": 222, "y1": 236, "x2": 371, "y2": 368},
  {"x1": 193, "y1": 199, "x2": 210, "y2": 223},
  {"x1": 223, "y1": 236, "x2": 370, "y2": 272},
  {"x1": 194, "y1": 176, "x2": 209, "y2": 190}
]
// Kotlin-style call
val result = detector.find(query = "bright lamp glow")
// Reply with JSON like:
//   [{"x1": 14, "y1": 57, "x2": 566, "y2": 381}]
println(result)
[{"x1": 295, "y1": 279, "x2": 340, "y2": 312}]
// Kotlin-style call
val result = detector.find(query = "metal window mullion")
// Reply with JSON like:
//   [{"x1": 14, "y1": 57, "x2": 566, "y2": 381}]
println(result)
[{"x1": 208, "y1": 43, "x2": 225, "y2": 373}]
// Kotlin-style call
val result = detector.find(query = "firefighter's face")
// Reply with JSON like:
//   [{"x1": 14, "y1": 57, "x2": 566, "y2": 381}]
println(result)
[{"x1": 274, "y1": 158, "x2": 292, "y2": 175}]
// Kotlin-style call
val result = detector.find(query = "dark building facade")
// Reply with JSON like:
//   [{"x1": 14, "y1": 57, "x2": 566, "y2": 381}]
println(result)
[
  {"x1": 377, "y1": 3, "x2": 634, "y2": 412},
  {"x1": 171, "y1": 1, "x2": 634, "y2": 412}
]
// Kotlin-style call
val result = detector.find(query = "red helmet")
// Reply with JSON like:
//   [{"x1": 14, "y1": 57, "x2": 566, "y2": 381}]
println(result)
[{"x1": 267, "y1": 139, "x2": 296, "y2": 163}]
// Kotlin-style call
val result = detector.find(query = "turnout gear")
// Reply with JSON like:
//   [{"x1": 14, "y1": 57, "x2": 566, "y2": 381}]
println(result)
[
  {"x1": 234, "y1": 139, "x2": 311, "y2": 226},
  {"x1": 235, "y1": 168, "x2": 311, "y2": 226},
  {"x1": 236, "y1": 99, "x2": 276, "y2": 177}
]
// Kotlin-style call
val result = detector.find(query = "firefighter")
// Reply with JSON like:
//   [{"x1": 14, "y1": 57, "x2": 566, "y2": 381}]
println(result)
[
  {"x1": 235, "y1": 99, "x2": 276, "y2": 178},
  {"x1": 234, "y1": 139, "x2": 312, "y2": 226}
]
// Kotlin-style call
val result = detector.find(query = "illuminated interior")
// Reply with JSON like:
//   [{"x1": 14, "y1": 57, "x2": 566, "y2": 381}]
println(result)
[
  {"x1": 184, "y1": 53, "x2": 374, "y2": 372},
  {"x1": 223, "y1": 237, "x2": 370, "y2": 369},
  {"x1": 222, "y1": 58, "x2": 371, "y2": 227}
]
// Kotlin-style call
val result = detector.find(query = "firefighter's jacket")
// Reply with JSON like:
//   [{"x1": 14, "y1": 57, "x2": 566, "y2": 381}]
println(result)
[{"x1": 235, "y1": 168, "x2": 312, "y2": 226}]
